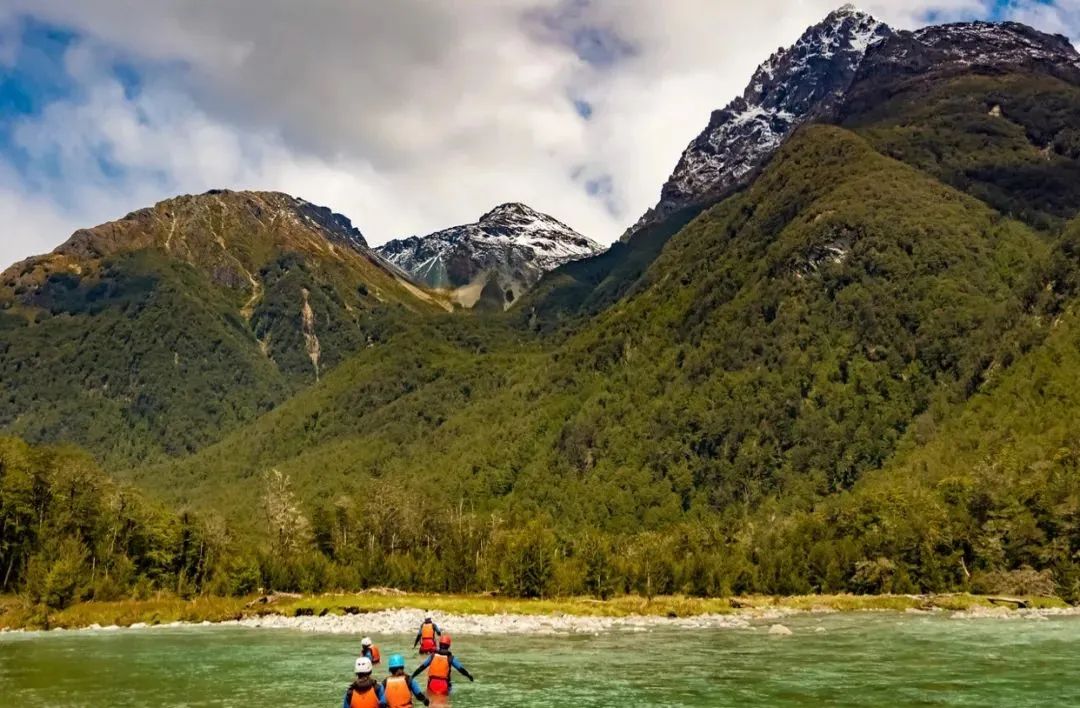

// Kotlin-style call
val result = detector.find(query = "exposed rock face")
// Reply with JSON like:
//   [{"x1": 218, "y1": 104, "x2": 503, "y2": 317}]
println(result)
[
  {"x1": 623, "y1": 4, "x2": 891, "y2": 241},
  {"x1": 299, "y1": 287, "x2": 321, "y2": 381},
  {"x1": 912, "y1": 21, "x2": 1080, "y2": 68},
  {"x1": 376, "y1": 202, "x2": 602, "y2": 308},
  {"x1": 623, "y1": 7, "x2": 1080, "y2": 243},
  {"x1": 843, "y1": 20, "x2": 1080, "y2": 115},
  {"x1": 2, "y1": 190, "x2": 372, "y2": 299}
]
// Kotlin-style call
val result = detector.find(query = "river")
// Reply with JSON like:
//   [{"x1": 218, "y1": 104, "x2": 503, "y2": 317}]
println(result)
[{"x1": 1, "y1": 612, "x2": 1077, "y2": 706}]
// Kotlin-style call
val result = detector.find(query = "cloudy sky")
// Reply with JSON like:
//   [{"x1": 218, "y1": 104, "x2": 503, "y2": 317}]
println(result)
[{"x1": 0, "y1": 0, "x2": 1076, "y2": 268}]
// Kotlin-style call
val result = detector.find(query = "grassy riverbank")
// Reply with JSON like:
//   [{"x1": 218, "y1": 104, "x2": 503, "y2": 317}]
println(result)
[{"x1": 0, "y1": 592, "x2": 1069, "y2": 631}]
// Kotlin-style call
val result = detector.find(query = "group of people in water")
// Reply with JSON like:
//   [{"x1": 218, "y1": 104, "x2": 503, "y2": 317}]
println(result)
[{"x1": 343, "y1": 614, "x2": 475, "y2": 707}]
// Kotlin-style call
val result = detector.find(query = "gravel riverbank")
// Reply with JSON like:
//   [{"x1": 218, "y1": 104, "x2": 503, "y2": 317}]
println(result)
[
  {"x1": 4, "y1": 598, "x2": 1077, "y2": 636},
  {"x1": 228, "y1": 607, "x2": 766, "y2": 635}
]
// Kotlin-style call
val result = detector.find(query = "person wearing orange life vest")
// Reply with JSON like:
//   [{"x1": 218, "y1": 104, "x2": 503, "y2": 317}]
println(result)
[
  {"x1": 343, "y1": 657, "x2": 387, "y2": 708},
  {"x1": 411, "y1": 635, "x2": 474, "y2": 700},
  {"x1": 412, "y1": 613, "x2": 441, "y2": 655},
  {"x1": 383, "y1": 654, "x2": 430, "y2": 708},
  {"x1": 361, "y1": 637, "x2": 381, "y2": 665}
]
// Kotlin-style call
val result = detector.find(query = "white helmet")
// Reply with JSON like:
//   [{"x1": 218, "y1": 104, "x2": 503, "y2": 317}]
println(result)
[
  {"x1": 425, "y1": 612, "x2": 433, "y2": 621},
  {"x1": 361, "y1": 637, "x2": 373, "y2": 648},
  {"x1": 355, "y1": 657, "x2": 373, "y2": 674}
]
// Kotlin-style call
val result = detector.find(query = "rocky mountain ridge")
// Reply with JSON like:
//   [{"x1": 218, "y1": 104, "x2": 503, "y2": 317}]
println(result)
[{"x1": 623, "y1": 6, "x2": 1080, "y2": 242}]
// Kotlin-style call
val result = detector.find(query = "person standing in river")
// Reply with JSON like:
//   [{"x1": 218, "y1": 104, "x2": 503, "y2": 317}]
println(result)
[
  {"x1": 343, "y1": 657, "x2": 386, "y2": 708},
  {"x1": 413, "y1": 613, "x2": 441, "y2": 655},
  {"x1": 383, "y1": 654, "x2": 430, "y2": 708},
  {"x1": 361, "y1": 637, "x2": 382, "y2": 665},
  {"x1": 411, "y1": 635, "x2": 474, "y2": 706}
]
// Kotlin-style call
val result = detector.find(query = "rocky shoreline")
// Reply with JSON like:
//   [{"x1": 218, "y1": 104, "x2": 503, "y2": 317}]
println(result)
[{"x1": 4, "y1": 603, "x2": 1079, "y2": 637}]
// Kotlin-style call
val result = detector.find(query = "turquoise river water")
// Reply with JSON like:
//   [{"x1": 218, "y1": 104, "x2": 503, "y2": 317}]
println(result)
[{"x1": 1, "y1": 613, "x2": 1078, "y2": 706}]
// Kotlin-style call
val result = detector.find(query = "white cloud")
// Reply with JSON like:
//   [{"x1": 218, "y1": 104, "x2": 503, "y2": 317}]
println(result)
[
  {"x1": 0, "y1": 0, "x2": 1075, "y2": 271},
  {"x1": 1003, "y1": 0, "x2": 1080, "y2": 43}
]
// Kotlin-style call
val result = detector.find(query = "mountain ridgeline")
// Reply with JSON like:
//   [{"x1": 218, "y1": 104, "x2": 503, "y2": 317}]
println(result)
[
  {"x1": 5, "y1": 6, "x2": 1080, "y2": 604},
  {"x1": 524, "y1": 7, "x2": 1080, "y2": 322}
]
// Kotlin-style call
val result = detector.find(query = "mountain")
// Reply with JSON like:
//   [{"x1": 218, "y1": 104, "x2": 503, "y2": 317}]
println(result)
[
  {"x1": 520, "y1": 5, "x2": 895, "y2": 323},
  {"x1": 631, "y1": 10, "x2": 1080, "y2": 241},
  {"x1": 149, "y1": 123, "x2": 1046, "y2": 524},
  {"x1": 135, "y1": 119, "x2": 1080, "y2": 600},
  {"x1": 0, "y1": 189, "x2": 445, "y2": 465},
  {"x1": 623, "y1": 4, "x2": 891, "y2": 242},
  {"x1": 376, "y1": 203, "x2": 601, "y2": 308},
  {"x1": 840, "y1": 20, "x2": 1080, "y2": 230},
  {"x1": 133, "y1": 10, "x2": 1080, "y2": 510},
  {"x1": 9, "y1": 8, "x2": 1080, "y2": 603},
  {"x1": 111, "y1": 11, "x2": 1080, "y2": 601},
  {"x1": 525, "y1": 8, "x2": 1080, "y2": 325}
]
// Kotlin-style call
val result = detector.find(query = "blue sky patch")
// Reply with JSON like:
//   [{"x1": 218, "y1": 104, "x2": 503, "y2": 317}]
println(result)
[{"x1": 0, "y1": 18, "x2": 79, "y2": 126}]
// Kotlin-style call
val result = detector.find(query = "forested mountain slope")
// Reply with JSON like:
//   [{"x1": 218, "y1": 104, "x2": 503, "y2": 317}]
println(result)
[
  {"x1": 145, "y1": 126, "x2": 1048, "y2": 529},
  {"x1": 8, "y1": 11, "x2": 1080, "y2": 602},
  {"x1": 842, "y1": 22, "x2": 1080, "y2": 231},
  {"x1": 0, "y1": 190, "x2": 444, "y2": 466}
]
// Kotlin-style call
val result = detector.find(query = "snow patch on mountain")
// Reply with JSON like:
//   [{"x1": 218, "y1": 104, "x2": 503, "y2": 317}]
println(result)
[
  {"x1": 376, "y1": 203, "x2": 602, "y2": 308},
  {"x1": 624, "y1": 5, "x2": 891, "y2": 241},
  {"x1": 624, "y1": 7, "x2": 1080, "y2": 244}
]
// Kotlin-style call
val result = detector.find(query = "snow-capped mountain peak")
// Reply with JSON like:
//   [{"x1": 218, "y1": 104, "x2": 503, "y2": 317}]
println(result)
[
  {"x1": 376, "y1": 204, "x2": 602, "y2": 308},
  {"x1": 623, "y1": 5, "x2": 892, "y2": 241}
]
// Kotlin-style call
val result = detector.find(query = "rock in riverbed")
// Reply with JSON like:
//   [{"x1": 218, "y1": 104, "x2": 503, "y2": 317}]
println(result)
[{"x1": 768, "y1": 624, "x2": 793, "y2": 636}]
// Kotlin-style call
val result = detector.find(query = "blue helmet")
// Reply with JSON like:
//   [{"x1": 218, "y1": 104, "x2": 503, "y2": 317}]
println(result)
[{"x1": 388, "y1": 653, "x2": 406, "y2": 671}]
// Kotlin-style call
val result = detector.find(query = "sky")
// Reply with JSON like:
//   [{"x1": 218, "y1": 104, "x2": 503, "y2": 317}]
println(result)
[{"x1": 0, "y1": 0, "x2": 1077, "y2": 269}]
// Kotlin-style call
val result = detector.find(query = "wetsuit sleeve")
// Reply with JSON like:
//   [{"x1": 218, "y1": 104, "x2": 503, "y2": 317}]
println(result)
[
  {"x1": 343, "y1": 688, "x2": 351, "y2": 708},
  {"x1": 433, "y1": 623, "x2": 441, "y2": 635},
  {"x1": 413, "y1": 626, "x2": 422, "y2": 646},
  {"x1": 451, "y1": 657, "x2": 475, "y2": 681},
  {"x1": 409, "y1": 677, "x2": 430, "y2": 705},
  {"x1": 375, "y1": 683, "x2": 387, "y2": 707},
  {"x1": 411, "y1": 655, "x2": 432, "y2": 678}
]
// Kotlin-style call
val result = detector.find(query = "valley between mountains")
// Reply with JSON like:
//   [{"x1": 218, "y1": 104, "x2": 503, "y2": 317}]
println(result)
[{"x1": 4, "y1": 5, "x2": 1080, "y2": 606}]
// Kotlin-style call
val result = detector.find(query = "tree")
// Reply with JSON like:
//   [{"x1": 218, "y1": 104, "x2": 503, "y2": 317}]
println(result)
[{"x1": 262, "y1": 469, "x2": 311, "y2": 558}]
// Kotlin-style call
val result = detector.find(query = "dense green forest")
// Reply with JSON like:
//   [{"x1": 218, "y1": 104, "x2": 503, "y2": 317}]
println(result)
[
  {"x1": 51, "y1": 127, "x2": 1066, "y2": 604},
  {"x1": 5, "y1": 49, "x2": 1080, "y2": 610},
  {"x1": 141, "y1": 126, "x2": 1052, "y2": 521}
]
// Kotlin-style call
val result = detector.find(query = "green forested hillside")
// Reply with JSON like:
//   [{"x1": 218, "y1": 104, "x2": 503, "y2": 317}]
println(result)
[
  {"x1": 0, "y1": 191, "x2": 443, "y2": 466},
  {"x1": 0, "y1": 252, "x2": 285, "y2": 463},
  {"x1": 8, "y1": 28, "x2": 1080, "y2": 605},
  {"x1": 151, "y1": 126, "x2": 1046, "y2": 511},
  {"x1": 517, "y1": 204, "x2": 704, "y2": 328},
  {"x1": 844, "y1": 71, "x2": 1080, "y2": 230},
  {"x1": 96, "y1": 125, "x2": 1077, "y2": 600}
]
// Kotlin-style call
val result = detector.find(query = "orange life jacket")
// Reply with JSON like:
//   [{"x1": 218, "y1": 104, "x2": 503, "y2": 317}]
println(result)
[
  {"x1": 429, "y1": 653, "x2": 451, "y2": 682},
  {"x1": 348, "y1": 684, "x2": 380, "y2": 708},
  {"x1": 383, "y1": 675, "x2": 414, "y2": 708},
  {"x1": 368, "y1": 645, "x2": 381, "y2": 664},
  {"x1": 419, "y1": 622, "x2": 437, "y2": 651},
  {"x1": 426, "y1": 652, "x2": 452, "y2": 696}
]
